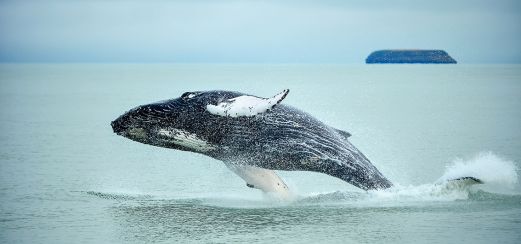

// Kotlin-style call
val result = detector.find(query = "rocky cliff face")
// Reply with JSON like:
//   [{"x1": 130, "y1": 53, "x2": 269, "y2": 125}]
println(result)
[{"x1": 366, "y1": 50, "x2": 457, "y2": 64}]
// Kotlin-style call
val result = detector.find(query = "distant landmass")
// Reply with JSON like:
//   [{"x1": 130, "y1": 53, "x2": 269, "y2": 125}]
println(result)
[{"x1": 366, "y1": 50, "x2": 457, "y2": 64}]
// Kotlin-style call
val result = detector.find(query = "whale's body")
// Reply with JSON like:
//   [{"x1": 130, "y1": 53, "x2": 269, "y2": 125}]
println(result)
[{"x1": 111, "y1": 90, "x2": 393, "y2": 195}]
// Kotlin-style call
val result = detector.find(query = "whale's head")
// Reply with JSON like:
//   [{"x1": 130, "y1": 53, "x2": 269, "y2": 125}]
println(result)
[
  {"x1": 112, "y1": 89, "x2": 289, "y2": 153},
  {"x1": 110, "y1": 91, "x2": 238, "y2": 152}
]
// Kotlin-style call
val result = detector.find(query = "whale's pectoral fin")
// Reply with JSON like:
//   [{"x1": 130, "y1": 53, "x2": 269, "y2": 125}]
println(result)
[
  {"x1": 224, "y1": 162, "x2": 293, "y2": 200},
  {"x1": 206, "y1": 89, "x2": 289, "y2": 117}
]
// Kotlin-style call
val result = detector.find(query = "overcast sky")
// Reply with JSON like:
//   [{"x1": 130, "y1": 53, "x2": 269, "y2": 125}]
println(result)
[{"x1": 0, "y1": 0, "x2": 520, "y2": 63}]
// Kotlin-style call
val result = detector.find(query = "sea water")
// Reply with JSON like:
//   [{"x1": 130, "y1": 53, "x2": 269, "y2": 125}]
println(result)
[{"x1": 0, "y1": 64, "x2": 520, "y2": 243}]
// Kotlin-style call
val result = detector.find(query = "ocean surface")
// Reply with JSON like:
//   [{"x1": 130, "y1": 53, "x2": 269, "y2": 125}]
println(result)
[{"x1": 0, "y1": 63, "x2": 520, "y2": 243}]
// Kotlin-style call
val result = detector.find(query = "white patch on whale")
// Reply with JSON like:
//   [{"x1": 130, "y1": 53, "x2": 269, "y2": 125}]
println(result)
[
  {"x1": 128, "y1": 128, "x2": 147, "y2": 140},
  {"x1": 206, "y1": 89, "x2": 289, "y2": 117},
  {"x1": 224, "y1": 162, "x2": 294, "y2": 201},
  {"x1": 158, "y1": 129, "x2": 216, "y2": 152}
]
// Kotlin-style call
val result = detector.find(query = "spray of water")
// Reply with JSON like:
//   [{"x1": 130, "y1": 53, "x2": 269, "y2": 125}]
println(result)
[
  {"x1": 87, "y1": 152, "x2": 519, "y2": 206},
  {"x1": 305, "y1": 152, "x2": 519, "y2": 204},
  {"x1": 437, "y1": 151, "x2": 518, "y2": 192}
]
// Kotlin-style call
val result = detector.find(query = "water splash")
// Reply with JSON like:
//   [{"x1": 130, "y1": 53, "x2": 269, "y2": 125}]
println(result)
[
  {"x1": 436, "y1": 151, "x2": 518, "y2": 193},
  {"x1": 305, "y1": 152, "x2": 520, "y2": 204},
  {"x1": 85, "y1": 152, "x2": 519, "y2": 207}
]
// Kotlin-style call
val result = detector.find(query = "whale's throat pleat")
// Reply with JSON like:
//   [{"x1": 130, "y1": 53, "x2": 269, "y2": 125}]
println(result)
[{"x1": 157, "y1": 129, "x2": 216, "y2": 152}]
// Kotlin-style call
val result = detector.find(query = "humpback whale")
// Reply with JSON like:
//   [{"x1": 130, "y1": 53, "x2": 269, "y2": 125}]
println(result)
[{"x1": 111, "y1": 89, "x2": 393, "y2": 196}]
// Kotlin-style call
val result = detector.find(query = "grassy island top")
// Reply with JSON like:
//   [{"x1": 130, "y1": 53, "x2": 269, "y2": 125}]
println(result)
[{"x1": 366, "y1": 50, "x2": 457, "y2": 64}]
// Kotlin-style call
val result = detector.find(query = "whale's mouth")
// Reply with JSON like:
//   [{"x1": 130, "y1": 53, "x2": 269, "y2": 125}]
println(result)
[
  {"x1": 111, "y1": 118, "x2": 136, "y2": 137},
  {"x1": 111, "y1": 119, "x2": 147, "y2": 139},
  {"x1": 111, "y1": 120, "x2": 125, "y2": 135}
]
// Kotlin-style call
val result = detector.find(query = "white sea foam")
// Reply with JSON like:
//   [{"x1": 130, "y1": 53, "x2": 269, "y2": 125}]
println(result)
[
  {"x1": 296, "y1": 152, "x2": 520, "y2": 205},
  {"x1": 436, "y1": 151, "x2": 518, "y2": 189},
  {"x1": 367, "y1": 151, "x2": 519, "y2": 202},
  {"x1": 87, "y1": 152, "x2": 519, "y2": 206}
]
